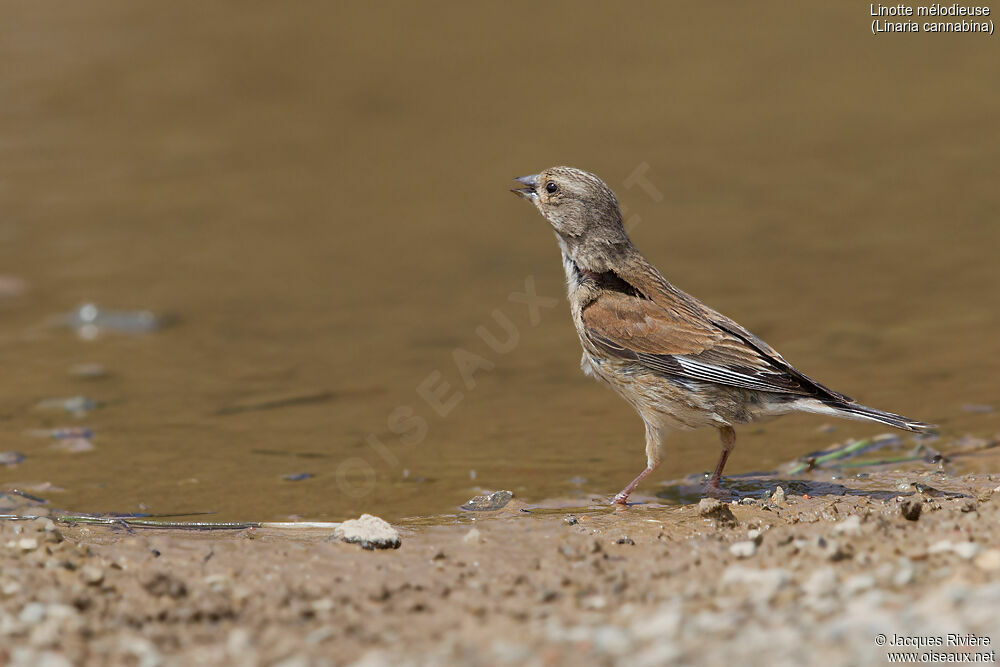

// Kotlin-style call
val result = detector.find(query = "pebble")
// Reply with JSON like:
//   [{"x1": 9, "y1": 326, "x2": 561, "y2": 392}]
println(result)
[
  {"x1": 631, "y1": 601, "x2": 683, "y2": 640},
  {"x1": 463, "y1": 527, "x2": 482, "y2": 545},
  {"x1": 698, "y1": 498, "x2": 737, "y2": 527},
  {"x1": 833, "y1": 515, "x2": 862, "y2": 535},
  {"x1": 973, "y1": 549, "x2": 1000, "y2": 572},
  {"x1": 333, "y1": 514, "x2": 401, "y2": 550},
  {"x1": 460, "y1": 490, "x2": 513, "y2": 512},
  {"x1": 843, "y1": 574, "x2": 876, "y2": 596},
  {"x1": 893, "y1": 559, "x2": 915, "y2": 587},
  {"x1": 729, "y1": 541, "x2": 757, "y2": 558},
  {"x1": 0, "y1": 451, "x2": 25, "y2": 466},
  {"x1": 18, "y1": 537, "x2": 39, "y2": 552},
  {"x1": 771, "y1": 486, "x2": 786, "y2": 505},
  {"x1": 953, "y1": 542, "x2": 983, "y2": 560},
  {"x1": 80, "y1": 565, "x2": 104, "y2": 586},
  {"x1": 19, "y1": 602, "x2": 46, "y2": 624},
  {"x1": 592, "y1": 625, "x2": 630, "y2": 655},
  {"x1": 720, "y1": 566, "x2": 790, "y2": 602},
  {"x1": 901, "y1": 499, "x2": 922, "y2": 521},
  {"x1": 802, "y1": 567, "x2": 839, "y2": 598}
]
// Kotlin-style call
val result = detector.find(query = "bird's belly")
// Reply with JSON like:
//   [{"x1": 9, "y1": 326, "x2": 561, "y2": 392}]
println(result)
[{"x1": 580, "y1": 352, "x2": 785, "y2": 430}]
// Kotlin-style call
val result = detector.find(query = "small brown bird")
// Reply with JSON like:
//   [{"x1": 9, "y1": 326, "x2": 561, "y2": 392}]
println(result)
[{"x1": 512, "y1": 166, "x2": 933, "y2": 504}]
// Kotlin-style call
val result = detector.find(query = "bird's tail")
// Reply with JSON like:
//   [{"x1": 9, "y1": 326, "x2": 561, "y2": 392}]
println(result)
[{"x1": 795, "y1": 398, "x2": 935, "y2": 434}]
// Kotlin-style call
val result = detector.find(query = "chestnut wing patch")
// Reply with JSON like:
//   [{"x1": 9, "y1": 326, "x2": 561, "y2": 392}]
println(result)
[{"x1": 582, "y1": 292, "x2": 828, "y2": 397}]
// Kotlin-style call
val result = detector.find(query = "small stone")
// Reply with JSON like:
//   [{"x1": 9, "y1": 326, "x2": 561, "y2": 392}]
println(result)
[
  {"x1": 462, "y1": 527, "x2": 482, "y2": 545},
  {"x1": 834, "y1": 515, "x2": 862, "y2": 535},
  {"x1": 729, "y1": 541, "x2": 757, "y2": 558},
  {"x1": 143, "y1": 572, "x2": 188, "y2": 599},
  {"x1": 19, "y1": 602, "x2": 46, "y2": 624},
  {"x1": 953, "y1": 542, "x2": 983, "y2": 560},
  {"x1": 928, "y1": 540, "x2": 954, "y2": 555},
  {"x1": 18, "y1": 537, "x2": 39, "y2": 551},
  {"x1": 771, "y1": 486, "x2": 786, "y2": 505},
  {"x1": 720, "y1": 566, "x2": 790, "y2": 602},
  {"x1": 80, "y1": 566, "x2": 104, "y2": 586},
  {"x1": 893, "y1": 559, "x2": 915, "y2": 587},
  {"x1": 901, "y1": 499, "x2": 922, "y2": 521},
  {"x1": 973, "y1": 549, "x2": 1000, "y2": 572},
  {"x1": 843, "y1": 574, "x2": 876, "y2": 596},
  {"x1": 0, "y1": 451, "x2": 25, "y2": 466},
  {"x1": 333, "y1": 514, "x2": 401, "y2": 550},
  {"x1": 803, "y1": 567, "x2": 839, "y2": 598},
  {"x1": 460, "y1": 490, "x2": 513, "y2": 512},
  {"x1": 698, "y1": 498, "x2": 737, "y2": 527}
]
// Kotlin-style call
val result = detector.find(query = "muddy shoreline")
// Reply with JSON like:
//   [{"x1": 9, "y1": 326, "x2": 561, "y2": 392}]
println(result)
[{"x1": 4, "y1": 444, "x2": 1000, "y2": 667}]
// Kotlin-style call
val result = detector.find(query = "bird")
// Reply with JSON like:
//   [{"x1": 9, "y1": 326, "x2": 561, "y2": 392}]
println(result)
[{"x1": 511, "y1": 166, "x2": 934, "y2": 504}]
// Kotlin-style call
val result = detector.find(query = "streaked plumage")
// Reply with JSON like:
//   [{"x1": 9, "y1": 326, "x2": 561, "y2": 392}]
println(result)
[{"x1": 513, "y1": 166, "x2": 933, "y2": 503}]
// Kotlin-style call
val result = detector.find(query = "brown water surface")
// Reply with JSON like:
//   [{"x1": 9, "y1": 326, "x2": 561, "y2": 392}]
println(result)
[{"x1": 1, "y1": 3, "x2": 998, "y2": 521}]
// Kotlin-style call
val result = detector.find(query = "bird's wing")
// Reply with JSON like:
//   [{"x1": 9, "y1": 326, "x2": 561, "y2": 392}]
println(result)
[{"x1": 581, "y1": 290, "x2": 848, "y2": 398}]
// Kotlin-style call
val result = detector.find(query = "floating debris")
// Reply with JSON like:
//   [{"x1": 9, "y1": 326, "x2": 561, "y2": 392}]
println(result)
[
  {"x1": 35, "y1": 396, "x2": 99, "y2": 417},
  {"x1": 251, "y1": 449, "x2": 329, "y2": 459},
  {"x1": 68, "y1": 363, "x2": 109, "y2": 380},
  {"x1": 961, "y1": 404, "x2": 994, "y2": 414},
  {"x1": 786, "y1": 433, "x2": 943, "y2": 474},
  {"x1": 282, "y1": 473, "x2": 313, "y2": 482},
  {"x1": 0, "y1": 490, "x2": 48, "y2": 513},
  {"x1": 0, "y1": 275, "x2": 27, "y2": 298},
  {"x1": 948, "y1": 434, "x2": 999, "y2": 453},
  {"x1": 333, "y1": 514, "x2": 401, "y2": 550},
  {"x1": 461, "y1": 490, "x2": 514, "y2": 512},
  {"x1": 50, "y1": 438, "x2": 95, "y2": 453},
  {"x1": 26, "y1": 427, "x2": 95, "y2": 440},
  {"x1": 56, "y1": 303, "x2": 167, "y2": 340},
  {"x1": 215, "y1": 389, "x2": 334, "y2": 415},
  {"x1": 0, "y1": 451, "x2": 26, "y2": 466}
]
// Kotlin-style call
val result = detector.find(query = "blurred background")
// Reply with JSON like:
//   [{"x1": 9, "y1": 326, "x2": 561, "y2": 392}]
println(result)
[{"x1": 1, "y1": 2, "x2": 997, "y2": 521}]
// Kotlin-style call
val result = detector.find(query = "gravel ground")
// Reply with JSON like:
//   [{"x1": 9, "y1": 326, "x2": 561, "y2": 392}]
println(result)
[{"x1": 3, "y1": 467, "x2": 1000, "y2": 666}]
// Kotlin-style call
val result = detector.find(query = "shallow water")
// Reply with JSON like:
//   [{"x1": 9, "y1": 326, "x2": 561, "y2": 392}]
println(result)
[{"x1": 2, "y1": 3, "x2": 998, "y2": 522}]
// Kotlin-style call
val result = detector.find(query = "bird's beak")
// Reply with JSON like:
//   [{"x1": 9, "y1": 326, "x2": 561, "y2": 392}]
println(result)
[{"x1": 511, "y1": 174, "x2": 539, "y2": 200}]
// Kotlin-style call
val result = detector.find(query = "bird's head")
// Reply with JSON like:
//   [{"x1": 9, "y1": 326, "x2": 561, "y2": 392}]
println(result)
[{"x1": 512, "y1": 166, "x2": 631, "y2": 267}]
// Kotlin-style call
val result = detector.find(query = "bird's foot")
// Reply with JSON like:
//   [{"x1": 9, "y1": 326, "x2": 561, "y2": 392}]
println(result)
[{"x1": 611, "y1": 492, "x2": 631, "y2": 506}]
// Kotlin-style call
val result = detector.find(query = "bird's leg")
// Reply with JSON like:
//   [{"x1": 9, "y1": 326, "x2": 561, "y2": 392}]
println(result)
[
  {"x1": 612, "y1": 466, "x2": 656, "y2": 505},
  {"x1": 612, "y1": 421, "x2": 662, "y2": 505},
  {"x1": 705, "y1": 425, "x2": 736, "y2": 499}
]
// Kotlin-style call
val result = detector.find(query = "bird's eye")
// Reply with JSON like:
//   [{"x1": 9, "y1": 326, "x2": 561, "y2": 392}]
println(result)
[{"x1": 545, "y1": 181, "x2": 558, "y2": 193}]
